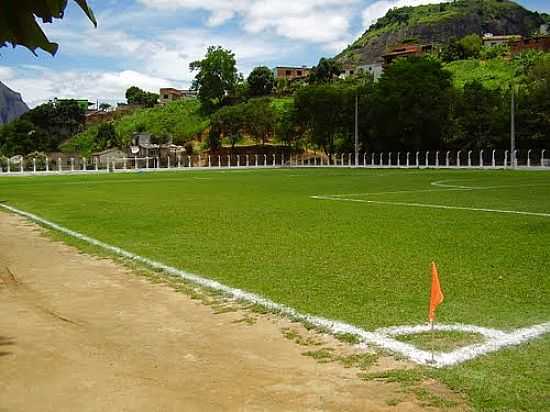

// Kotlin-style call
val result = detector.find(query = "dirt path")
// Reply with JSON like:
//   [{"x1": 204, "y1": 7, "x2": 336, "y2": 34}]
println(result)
[{"x1": 0, "y1": 212, "x2": 461, "y2": 411}]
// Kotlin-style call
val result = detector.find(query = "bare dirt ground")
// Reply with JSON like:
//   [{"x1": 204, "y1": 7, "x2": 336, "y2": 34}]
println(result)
[{"x1": 0, "y1": 212, "x2": 465, "y2": 411}]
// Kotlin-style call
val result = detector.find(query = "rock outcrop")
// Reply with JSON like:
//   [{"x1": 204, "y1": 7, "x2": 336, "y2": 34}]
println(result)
[
  {"x1": 338, "y1": 0, "x2": 547, "y2": 64},
  {"x1": 0, "y1": 81, "x2": 29, "y2": 125}
]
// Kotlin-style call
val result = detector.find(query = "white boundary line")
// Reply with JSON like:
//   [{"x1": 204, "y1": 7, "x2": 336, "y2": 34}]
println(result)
[
  {"x1": 311, "y1": 195, "x2": 550, "y2": 218},
  {"x1": 1, "y1": 203, "x2": 549, "y2": 368}
]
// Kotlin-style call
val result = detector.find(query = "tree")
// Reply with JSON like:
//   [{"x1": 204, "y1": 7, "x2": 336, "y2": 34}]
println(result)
[
  {"x1": 370, "y1": 56, "x2": 453, "y2": 151},
  {"x1": 0, "y1": 119, "x2": 46, "y2": 156},
  {"x1": 295, "y1": 84, "x2": 349, "y2": 158},
  {"x1": 0, "y1": 0, "x2": 96, "y2": 55},
  {"x1": 243, "y1": 98, "x2": 277, "y2": 145},
  {"x1": 309, "y1": 58, "x2": 343, "y2": 83},
  {"x1": 441, "y1": 34, "x2": 481, "y2": 62},
  {"x1": 447, "y1": 81, "x2": 507, "y2": 150},
  {"x1": 94, "y1": 123, "x2": 118, "y2": 151},
  {"x1": 19, "y1": 100, "x2": 85, "y2": 151},
  {"x1": 190, "y1": 46, "x2": 240, "y2": 112},
  {"x1": 211, "y1": 105, "x2": 244, "y2": 149},
  {"x1": 247, "y1": 66, "x2": 275, "y2": 97},
  {"x1": 125, "y1": 86, "x2": 159, "y2": 108},
  {"x1": 274, "y1": 101, "x2": 304, "y2": 149}
]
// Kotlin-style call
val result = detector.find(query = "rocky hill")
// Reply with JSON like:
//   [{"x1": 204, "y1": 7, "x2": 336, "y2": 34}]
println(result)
[
  {"x1": 338, "y1": 0, "x2": 548, "y2": 65},
  {"x1": 0, "y1": 81, "x2": 29, "y2": 125}
]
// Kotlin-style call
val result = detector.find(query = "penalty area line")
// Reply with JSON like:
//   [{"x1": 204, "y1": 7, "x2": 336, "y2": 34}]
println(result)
[
  {"x1": 311, "y1": 195, "x2": 550, "y2": 218},
  {"x1": 1, "y1": 203, "x2": 549, "y2": 368}
]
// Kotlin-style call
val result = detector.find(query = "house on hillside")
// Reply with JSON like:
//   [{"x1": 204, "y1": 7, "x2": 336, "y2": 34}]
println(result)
[
  {"x1": 482, "y1": 34, "x2": 522, "y2": 47},
  {"x1": 273, "y1": 66, "x2": 311, "y2": 81},
  {"x1": 382, "y1": 44, "x2": 433, "y2": 67},
  {"x1": 159, "y1": 88, "x2": 198, "y2": 105},
  {"x1": 357, "y1": 63, "x2": 384, "y2": 80},
  {"x1": 510, "y1": 36, "x2": 550, "y2": 54}
]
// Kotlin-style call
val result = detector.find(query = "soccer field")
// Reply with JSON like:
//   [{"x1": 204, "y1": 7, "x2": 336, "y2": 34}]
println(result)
[{"x1": 1, "y1": 168, "x2": 549, "y2": 409}]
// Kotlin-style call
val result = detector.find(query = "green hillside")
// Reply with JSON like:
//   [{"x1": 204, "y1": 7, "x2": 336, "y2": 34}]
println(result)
[
  {"x1": 65, "y1": 100, "x2": 209, "y2": 155},
  {"x1": 339, "y1": 0, "x2": 545, "y2": 64}
]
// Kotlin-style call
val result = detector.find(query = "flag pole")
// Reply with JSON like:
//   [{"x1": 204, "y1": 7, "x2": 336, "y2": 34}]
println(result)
[{"x1": 430, "y1": 320, "x2": 435, "y2": 364}]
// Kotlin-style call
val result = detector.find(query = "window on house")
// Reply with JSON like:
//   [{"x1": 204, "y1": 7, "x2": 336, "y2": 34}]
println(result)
[
  {"x1": 350, "y1": 70, "x2": 354, "y2": 75},
  {"x1": 163, "y1": 95, "x2": 169, "y2": 99},
  {"x1": 286, "y1": 70, "x2": 292, "y2": 76},
  {"x1": 297, "y1": 70, "x2": 302, "y2": 76}
]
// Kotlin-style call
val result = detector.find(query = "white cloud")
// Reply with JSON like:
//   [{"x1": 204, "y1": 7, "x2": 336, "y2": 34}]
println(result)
[
  {"x1": 5, "y1": 67, "x2": 172, "y2": 108},
  {"x1": 362, "y1": 0, "x2": 450, "y2": 28},
  {"x1": 138, "y1": 0, "x2": 357, "y2": 48}
]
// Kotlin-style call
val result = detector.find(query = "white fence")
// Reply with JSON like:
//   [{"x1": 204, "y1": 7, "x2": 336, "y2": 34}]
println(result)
[{"x1": 0, "y1": 149, "x2": 549, "y2": 175}]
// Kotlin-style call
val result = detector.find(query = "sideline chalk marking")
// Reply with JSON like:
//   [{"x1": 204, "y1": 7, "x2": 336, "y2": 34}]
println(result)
[{"x1": 1, "y1": 203, "x2": 549, "y2": 368}]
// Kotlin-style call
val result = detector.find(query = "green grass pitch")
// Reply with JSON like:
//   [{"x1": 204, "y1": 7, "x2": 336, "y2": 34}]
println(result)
[{"x1": 1, "y1": 168, "x2": 549, "y2": 410}]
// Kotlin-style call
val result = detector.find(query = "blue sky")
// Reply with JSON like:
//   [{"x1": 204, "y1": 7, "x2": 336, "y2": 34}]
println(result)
[{"x1": 0, "y1": 0, "x2": 548, "y2": 107}]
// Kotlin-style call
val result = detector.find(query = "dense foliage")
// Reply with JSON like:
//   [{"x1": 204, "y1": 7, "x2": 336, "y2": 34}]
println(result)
[
  {"x1": 247, "y1": 66, "x2": 275, "y2": 97},
  {"x1": 190, "y1": 46, "x2": 241, "y2": 112},
  {"x1": 66, "y1": 100, "x2": 208, "y2": 155},
  {"x1": 0, "y1": 100, "x2": 85, "y2": 157},
  {"x1": 125, "y1": 86, "x2": 159, "y2": 108}
]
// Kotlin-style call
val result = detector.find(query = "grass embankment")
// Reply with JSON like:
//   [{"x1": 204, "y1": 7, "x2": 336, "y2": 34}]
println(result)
[
  {"x1": 0, "y1": 169, "x2": 549, "y2": 410},
  {"x1": 444, "y1": 57, "x2": 517, "y2": 90},
  {"x1": 66, "y1": 100, "x2": 209, "y2": 155}
]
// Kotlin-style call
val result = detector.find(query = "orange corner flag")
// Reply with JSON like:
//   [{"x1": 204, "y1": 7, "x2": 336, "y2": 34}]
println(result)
[{"x1": 429, "y1": 262, "x2": 444, "y2": 323}]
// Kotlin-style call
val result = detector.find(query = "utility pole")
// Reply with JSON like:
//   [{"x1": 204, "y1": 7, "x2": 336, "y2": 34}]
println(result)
[
  {"x1": 510, "y1": 84, "x2": 516, "y2": 168},
  {"x1": 354, "y1": 93, "x2": 359, "y2": 167}
]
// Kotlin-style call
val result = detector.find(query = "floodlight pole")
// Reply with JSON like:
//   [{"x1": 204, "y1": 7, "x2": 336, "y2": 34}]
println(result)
[
  {"x1": 510, "y1": 84, "x2": 516, "y2": 168},
  {"x1": 354, "y1": 93, "x2": 359, "y2": 167}
]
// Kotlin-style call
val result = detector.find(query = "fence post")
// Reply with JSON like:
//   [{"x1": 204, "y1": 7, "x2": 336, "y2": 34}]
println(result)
[
  {"x1": 218, "y1": 155, "x2": 221, "y2": 167},
  {"x1": 237, "y1": 155, "x2": 241, "y2": 168},
  {"x1": 255, "y1": 154, "x2": 258, "y2": 167},
  {"x1": 246, "y1": 154, "x2": 250, "y2": 167},
  {"x1": 435, "y1": 151, "x2": 440, "y2": 167},
  {"x1": 527, "y1": 149, "x2": 532, "y2": 168},
  {"x1": 468, "y1": 150, "x2": 472, "y2": 167},
  {"x1": 445, "y1": 151, "x2": 450, "y2": 167},
  {"x1": 457, "y1": 151, "x2": 461, "y2": 168},
  {"x1": 97, "y1": 158, "x2": 100, "y2": 171},
  {"x1": 58, "y1": 158, "x2": 62, "y2": 172},
  {"x1": 7, "y1": 159, "x2": 10, "y2": 173},
  {"x1": 273, "y1": 154, "x2": 276, "y2": 167},
  {"x1": 83, "y1": 157, "x2": 87, "y2": 171},
  {"x1": 208, "y1": 155, "x2": 211, "y2": 168},
  {"x1": 198, "y1": 155, "x2": 201, "y2": 167},
  {"x1": 264, "y1": 154, "x2": 267, "y2": 167},
  {"x1": 388, "y1": 152, "x2": 392, "y2": 167},
  {"x1": 480, "y1": 150, "x2": 484, "y2": 168},
  {"x1": 71, "y1": 158, "x2": 75, "y2": 172},
  {"x1": 542, "y1": 150, "x2": 546, "y2": 167},
  {"x1": 492, "y1": 150, "x2": 496, "y2": 167},
  {"x1": 397, "y1": 152, "x2": 401, "y2": 167},
  {"x1": 32, "y1": 158, "x2": 36, "y2": 174},
  {"x1": 20, "y1": 159, "x2": 23, "y2": 173},
  {"x1": 406, "y1": 152, "x2": 410, "y2": 167},
  {"x1": 513, "y1": 150, "x2": 518, "y2": 168},
  {"x1": 167, "y1": 157, "x2": 171, "y2": 169},
  {"x1": 425, "y1": 151, "x2": 429, "y2": 168},
  {"x1": 504, "y1": 150, "x2": 508, "y2": 168},
  {"x1": 415, "y1": 152, "x2": 419, "y2": 167},
  {"x1": 379, "y1": 153, "x2": 383, "y2": 167},
  {"x1": 371, "y1": 153, "x2": 375, "y2": 166},
  {"x1": 45, "y1": 157, "x2": 49, "y2": 173}
]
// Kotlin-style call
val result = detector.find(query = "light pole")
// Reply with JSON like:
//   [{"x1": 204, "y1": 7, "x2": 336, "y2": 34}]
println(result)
[
  {"x1": 510, "y1": 84, "x2": 516, "y2": 168},
  {"x1": 354, "y1": 93, "x2": 359, "y2": 167}
]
